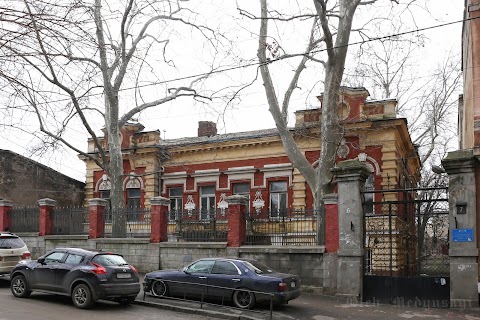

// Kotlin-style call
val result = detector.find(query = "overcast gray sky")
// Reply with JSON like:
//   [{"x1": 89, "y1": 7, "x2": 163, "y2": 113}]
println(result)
[{"x1": 1, "y1": 0, "x2": 464, "y2": 182}]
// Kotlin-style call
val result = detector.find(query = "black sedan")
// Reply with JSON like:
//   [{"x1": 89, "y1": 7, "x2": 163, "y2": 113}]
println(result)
[
  {"x1": 10, "y1": 247, "x2": 140, "y2": 309},
  {"x1": 143, "y1": 257, "x2": 301, "y2": 309}
]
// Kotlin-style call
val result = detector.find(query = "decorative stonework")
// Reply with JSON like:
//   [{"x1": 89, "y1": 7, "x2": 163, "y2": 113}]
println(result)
[
  {"x1": 98, "y1": 179, "x2": 111, "y2": 191},
  {"x1": 217, "y1": 193, "x2": 228, "y2": 216},
  {"x1": 125, "y1": 177, "x2": 141, "y2": 189},
  {"x1": 337, "y1": 139, "x2": 350, "y2": 159},
  {"x1": 38, "y1": 198, "x2": 57, "y2": 206}
]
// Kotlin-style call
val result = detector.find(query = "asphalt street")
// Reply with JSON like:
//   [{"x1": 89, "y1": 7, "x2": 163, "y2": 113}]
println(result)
[
  {"x1": 3, "y1": 274, "x2": 480, "y2": 320},
  {"x1": 0, "y1": 276, "x2": 208, "y2": 320}
]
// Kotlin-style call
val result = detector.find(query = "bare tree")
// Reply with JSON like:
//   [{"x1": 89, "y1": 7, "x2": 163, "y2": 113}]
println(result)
[
  {"x1": 343, "y1": 21, "x2": 426, "y2": 108},
  {"x1": 249, "y1": 0, "x2": 416, "y2": 244},
  {"x1": 0, "y1": 0, "x2": 227, "y2": 237},
  {"x1": 345, "y1": 26, "x2": 460, "y2": 268},
  {"x1": 407, "y1": 54, "x2": 461, "y2": 164}
]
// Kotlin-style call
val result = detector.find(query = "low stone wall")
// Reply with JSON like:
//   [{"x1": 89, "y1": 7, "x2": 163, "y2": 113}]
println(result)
[
  {"x1": 238, "y1": 246, "x2": 326, "y2": 292},
  {"x1": 17, "y1": 233, "x2": 46, "y2": 259},
  {"x1": 14, "y1": 235, "x2": 332, "y2": 293},
  {"x1": 95, "y1": 238, "x2": 160, "y2": 272},
  {"x1": 158, "y1": 242, "x2": 229, "y2": 270}
]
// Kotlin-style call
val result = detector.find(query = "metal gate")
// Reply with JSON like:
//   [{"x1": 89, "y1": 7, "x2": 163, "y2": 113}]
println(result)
[{"x1": 362, "y1": 186, "x2": 450, "y2": 307}]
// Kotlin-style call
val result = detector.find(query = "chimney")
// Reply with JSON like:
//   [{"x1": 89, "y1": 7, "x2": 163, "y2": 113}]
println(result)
[{"x1": 198, "y1": 121, "x2": 217, "y2": 137}]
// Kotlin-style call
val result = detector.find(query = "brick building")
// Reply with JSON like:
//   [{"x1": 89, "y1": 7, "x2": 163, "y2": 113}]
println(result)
[
  {"x1": 0, "y1": 149, "x2": 85, "y2": 206},
  {"x1": 83, "y1": 87, "x2": 420, "y2": 217},
  {"x1": 459, "y1": 0, "x2": 480, "y2": 149}
]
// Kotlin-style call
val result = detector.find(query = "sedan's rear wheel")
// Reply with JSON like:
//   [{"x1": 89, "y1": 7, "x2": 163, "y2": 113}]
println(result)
[
  {"x1": 11, "y1": 275, "x2": 31, "y2": 298},
  {"x1": 151, "y1": 279, "x2": 168, "y2": 297},
  {"x1": 72, "y1": 283, "x2": 94, "y2": 309},
  {"x1": 233, "y1": 288, "x2": 256, "y2": 309}
]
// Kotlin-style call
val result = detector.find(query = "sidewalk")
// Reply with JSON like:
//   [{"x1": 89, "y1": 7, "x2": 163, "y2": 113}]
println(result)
[{"x1": 135, "y1": 278, "x2": 480, "y2": 320}]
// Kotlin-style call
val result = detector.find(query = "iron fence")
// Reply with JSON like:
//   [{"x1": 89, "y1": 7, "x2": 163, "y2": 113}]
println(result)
[
  {"x1": 9, "y1": 206, "x2": 39, "y2": 233},
  {"x1": 51, "y1": 207, "x2": 89, "y2": 235},
  {"x1": 363, "y1": 187, "x2": 449, "y2": 277},
  {"x1": 103, "y1": 207, "x2": 152, "y2": 238},
  {"x1": 245, "y1": 209, "x2": 318, "y2": 246},
  {"x1": 168, "y1": 209, "x2": 228, "y2": 242}
]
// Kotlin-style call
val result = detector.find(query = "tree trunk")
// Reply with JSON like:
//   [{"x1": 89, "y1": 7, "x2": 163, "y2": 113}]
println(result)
[
  {"x1": 315, "y1": 0, "x2": 360, "y2": 244},
  {"x1": 106, "y1": 94, "x2": 126, "y2": 237}
]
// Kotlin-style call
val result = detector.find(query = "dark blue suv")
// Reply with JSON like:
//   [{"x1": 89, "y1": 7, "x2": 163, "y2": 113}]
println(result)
[{"x1": 10, "y1": 247, "x2": 140, "y2": 309}]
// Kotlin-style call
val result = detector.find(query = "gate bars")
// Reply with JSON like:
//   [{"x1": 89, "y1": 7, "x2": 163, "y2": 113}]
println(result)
[{"x1": 362, "y1": 186, "x2": 449, "y2": 277}]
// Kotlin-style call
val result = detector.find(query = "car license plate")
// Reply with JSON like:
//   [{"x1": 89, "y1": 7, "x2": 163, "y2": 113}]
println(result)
[
  {"x1": 116, "y1": 273, "x2": 131, "y2": 279},
  {"x1": 291, "y1": 281, "x2": 296, "y2": 288}
]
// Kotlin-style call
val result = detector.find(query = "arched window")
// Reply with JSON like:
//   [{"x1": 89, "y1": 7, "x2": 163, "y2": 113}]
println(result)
[{"x1": 125, "y1": 176, "x2": 142, "y2": 209}]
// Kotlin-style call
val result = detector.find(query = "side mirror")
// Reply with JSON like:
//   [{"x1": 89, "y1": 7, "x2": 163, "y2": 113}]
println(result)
[{"x1": 37, "y1": 257, "x2": 45, "y2": 265}]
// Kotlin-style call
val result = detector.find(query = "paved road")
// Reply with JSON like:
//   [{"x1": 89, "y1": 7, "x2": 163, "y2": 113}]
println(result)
[
  {"x1": 4, "y1": 274, "x2": 480, "y2": 320},
  {"x1": 0, "y1": 277, "x2": 208, "y2": 320},
  {"x1": 137, "y1": 280, "x2": 480, "y2": 320}
]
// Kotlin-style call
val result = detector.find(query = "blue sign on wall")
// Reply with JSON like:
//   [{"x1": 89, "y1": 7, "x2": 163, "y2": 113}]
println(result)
[{"x1": 452, "y1": 229, "x2": 474, "y2": 242}]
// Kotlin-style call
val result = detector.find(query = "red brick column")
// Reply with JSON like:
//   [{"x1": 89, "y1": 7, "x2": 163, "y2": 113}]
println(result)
[
  {"x1": 226, "y1": 195, "x2": 248, "y2": 247},
  {"x1": 150, "y1": 197, "x2": 170, "y2": 243},
  {"x1": 88, "y1": 198, "x2": 108, "y2": 239},
  {"x1": 38, "y1": 198, "x2": 56, "y2": 236},
  {"x1": 0, "y1": 200, "x2": 14, "y2": 231},
  {"x1": 324, "y1": 193, "x2": 339, "y2": 253}
]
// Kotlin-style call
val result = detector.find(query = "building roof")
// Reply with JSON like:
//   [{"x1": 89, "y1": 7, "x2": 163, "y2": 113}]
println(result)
[{"x1": 157, "y1": 128, "x2": 280, "y2": 147}]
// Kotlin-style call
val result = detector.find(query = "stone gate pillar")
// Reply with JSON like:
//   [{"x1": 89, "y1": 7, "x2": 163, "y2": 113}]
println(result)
[
  {"x1": 442, "y1": 150, "x2": 479, "y2": 308},
  {"x1": 331, "y1": 160, "x2": 370, "y2": 300}
]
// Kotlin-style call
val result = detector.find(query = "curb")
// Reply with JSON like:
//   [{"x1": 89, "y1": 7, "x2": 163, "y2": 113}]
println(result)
[{"x1": 134, "y1": 297, "x2": 264, "y2": 320}]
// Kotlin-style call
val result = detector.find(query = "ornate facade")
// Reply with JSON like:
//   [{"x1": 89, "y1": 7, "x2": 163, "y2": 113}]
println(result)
[{"x1": 82, "y1": 87, "x2": 420, "y2": 217}]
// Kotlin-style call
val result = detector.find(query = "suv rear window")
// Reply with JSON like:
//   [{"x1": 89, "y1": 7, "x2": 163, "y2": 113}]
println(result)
[
  {"x1": 92, "y1": 254, "x2": 128, "y2": 266},
  {"x1": 0, "y1": 237, "x2": 26, "y2": 249}
]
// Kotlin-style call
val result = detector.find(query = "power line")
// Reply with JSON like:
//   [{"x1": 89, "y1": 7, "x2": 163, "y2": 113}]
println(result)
[{"x1": 2, "y1": 15, "x2": 472, "y2": 110}]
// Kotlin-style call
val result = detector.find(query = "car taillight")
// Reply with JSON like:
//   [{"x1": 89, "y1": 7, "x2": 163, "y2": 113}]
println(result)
[
  {"x1": 91, "y1": 262, "x2": 107, "y2": 274},
  {"x1": 21, "y1": 252, "x2": 31, "y2": 260},
  {"x1": 130, "y1": 265, "x2": 138, "y2": 273},
  {"x1": 278, "y1": 282, "x2": 288, "y2": 292},
  {"x1": 0, "y1": 256, "x2": 2, "y2": 262}
]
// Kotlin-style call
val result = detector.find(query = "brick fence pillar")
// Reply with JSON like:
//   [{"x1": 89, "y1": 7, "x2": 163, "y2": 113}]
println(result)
[
  {"x1": 150, "y1": 197, "x2": 170, "y2": 243},
  {"x1": 324, "y1": 193, "x2": 339, "y2": 253},
  {"x1": 226, "y1": 195, "x2": 248, "y2": 247},
  {"x1": 38, "y1": 198, "x2": 56, "y2": 236},
  {"x1": 0, "y1": 199, "x2": 14, "y2": 231},
  {"x1": 88, "y1": 198, "x2": 108, "y2": 239}
]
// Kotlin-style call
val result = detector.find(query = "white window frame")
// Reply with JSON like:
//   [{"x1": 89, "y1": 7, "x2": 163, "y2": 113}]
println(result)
[
  {"x1": 269, "y1": 181, "x2": 287, "y2": 218},
  {"x1": 200, "y1": 186, "x2": 216, "y2": 220}
]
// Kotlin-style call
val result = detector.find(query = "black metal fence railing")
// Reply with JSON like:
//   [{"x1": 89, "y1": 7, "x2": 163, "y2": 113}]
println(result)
[
  {"x1": 7, "y1": 205, "x2": 319, "y2": 246},
  {"x1": 144, "y1": 278, "x2": 275, "y2": 320},
  {"x1": 103, "y1": 207, "x2": 151, "y2": 238},
  {"x1": 245, "y1": 209, "x2": 318, "y2": 246},
  {"x1": 9, "y1": 206, "x2": 39, "y2": 233},
  {"x1": 52, "y1": 207, "x2": 89, "y2": 235},
  {"x1": 168, "y1": 209, "x2": 228, "y2": 242}
]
